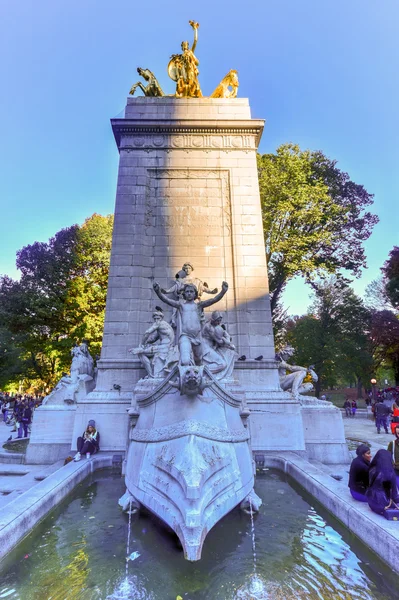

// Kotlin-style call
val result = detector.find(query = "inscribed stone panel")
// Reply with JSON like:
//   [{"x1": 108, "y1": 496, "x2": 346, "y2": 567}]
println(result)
[{"x1": 145, "y1": 169, "x2": 232, "y2": 279}]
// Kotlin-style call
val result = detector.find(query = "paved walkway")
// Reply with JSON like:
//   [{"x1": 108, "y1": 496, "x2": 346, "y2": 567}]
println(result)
[
  {"x1": 341, "y1": 411, "x2": 394, "y2": 456},
  {"x1": 0, "y1": 419, "x2": 63, "y2": 508}
]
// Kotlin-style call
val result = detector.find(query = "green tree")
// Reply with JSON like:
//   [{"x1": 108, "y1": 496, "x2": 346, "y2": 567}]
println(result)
[
  {"x1": 0, "y1": 225, "x2": 79, "y2": 386},
  {"x1": 0, "y1": 214, "x2": 113, "y2": 388},
  {"x1": 287, "y1": 278, "x2": 373, "y2": 397},
  {"x1": 258, "y1": 144, "x2": 378, "y2": 312},
  {"x1": 65, "y1": 214, "x2": 114, "y2": 357},
  {"x1": 0, "y1": 327, "x2": 25, "y2": 389}
]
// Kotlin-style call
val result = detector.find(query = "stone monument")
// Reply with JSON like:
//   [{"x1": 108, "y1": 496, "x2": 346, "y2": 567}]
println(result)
[{"x1": 27, "y1": 19, "x2": 349, "y2": 558}]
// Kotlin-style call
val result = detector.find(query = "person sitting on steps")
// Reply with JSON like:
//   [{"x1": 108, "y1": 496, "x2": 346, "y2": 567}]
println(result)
[
  {"x1": 74, "y1": 420, "x2": 100, "y2": 461},
  {"x1": 366, "y1": 449, "x2": 399, "y2": 515},
  {"x1": 348, "y1": 444, "x2": 372, "y2": 502}
]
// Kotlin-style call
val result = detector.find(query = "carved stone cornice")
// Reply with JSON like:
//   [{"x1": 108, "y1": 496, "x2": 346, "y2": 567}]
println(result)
[{"x1": 111, "y1": 118, "x2": 264, "y2": 150}]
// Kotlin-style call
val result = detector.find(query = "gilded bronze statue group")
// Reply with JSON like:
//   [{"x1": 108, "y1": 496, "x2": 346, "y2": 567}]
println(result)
[{"x1": 129, "y1": 20, "x2": 239, "y2": 99}]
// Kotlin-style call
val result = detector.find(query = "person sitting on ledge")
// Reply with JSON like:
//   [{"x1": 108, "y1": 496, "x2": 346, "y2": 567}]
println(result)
[
  {"x1": 74, "y1": 420, "x2": 100, "y2": 461},
  {"x1": 348, "y1": 444, "x2": 372, "y2": 502},
  {"x1": 366, "y1": 449, "x2": 399, "y2": 515}
]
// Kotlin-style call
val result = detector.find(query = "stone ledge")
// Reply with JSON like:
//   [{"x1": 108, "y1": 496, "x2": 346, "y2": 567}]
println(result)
[
  {"x1": 111, "y1": 119, "x2": 265, "y2": 149},
  {"x1": 259, "y1": 452, "x2": 399, "y2": 575},
  {"x1": 0, "y1": 454, "x2": 119, "y2": 560},
  {"x1": 126, "y1": 97, "x2": 250, "y2": 105}
]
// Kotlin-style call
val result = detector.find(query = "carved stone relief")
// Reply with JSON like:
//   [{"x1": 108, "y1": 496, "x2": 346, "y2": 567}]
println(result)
[
  {"x1": 144, "y1": 168, "x2": 231, "y2": 234},
  {"x1": 120, "y1": 132, "x2": 255, "y2": 152}
]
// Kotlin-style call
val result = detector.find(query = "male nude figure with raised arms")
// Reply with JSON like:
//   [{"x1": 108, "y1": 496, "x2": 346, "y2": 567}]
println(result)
[{"x1": 153, "y1": 280, "x2": 228, "y2": 367}]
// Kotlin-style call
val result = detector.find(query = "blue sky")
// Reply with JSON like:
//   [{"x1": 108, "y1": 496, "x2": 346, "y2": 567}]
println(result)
[{"x1": 1, "y1": 0, "x2": 398, "y2": 314}]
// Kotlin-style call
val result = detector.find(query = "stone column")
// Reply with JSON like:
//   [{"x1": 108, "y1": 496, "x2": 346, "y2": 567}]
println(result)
[{"x1": 95, "y1": 97, "x2": 278, "y2": 394}]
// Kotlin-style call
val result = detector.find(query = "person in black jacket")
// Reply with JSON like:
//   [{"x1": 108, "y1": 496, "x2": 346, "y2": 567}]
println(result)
[
  {"x1": 21, "y1": 404, "x2": 32, "y2": 437},
  {"x1": 74, "y1": 420, "x2": 100, "y2": 461},
  {"x1": 366, "y1": 449, "x2": 399, "y2": 515},
  {"x1": 375, "y1": 399, "x2": 390, "y2": 434},
  {"x1": 348, "y1": 444, "x2": 372, "y2": 502},
  {"x1": 15, "y1": 400, "x2": 25, "y2": 438}
]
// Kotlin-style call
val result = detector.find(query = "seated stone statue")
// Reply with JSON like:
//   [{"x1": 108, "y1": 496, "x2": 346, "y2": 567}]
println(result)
[
  {"x1": 129, "y1": 308, "x2": 178, "y2": 378},
  {"x1": 276, "y1": 346, "x2": 318, "y2": 398},
  {"x1": 202, "y1": 311, "x2": 237, "y2": 377},
  {"x1": 42, "y1": 373, "x2": 76, "y2": 405},
  {"x1": 43, "y1": 340, "x2": 95, "y2": 405},
  {"x1": 70, "y1": 340, "x2": 94, "y2": 381}
]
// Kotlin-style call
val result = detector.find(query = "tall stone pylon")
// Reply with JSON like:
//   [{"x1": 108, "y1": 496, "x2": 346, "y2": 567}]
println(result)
[
  {"x1": 75, "y1": 96, "x2": 348, "y2": 464},
  {"x1": 102, "y1": 98, "x2": 275, "y2": 373}
]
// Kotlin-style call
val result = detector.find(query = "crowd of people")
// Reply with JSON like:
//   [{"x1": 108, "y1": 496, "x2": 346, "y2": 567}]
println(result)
[
  {"x1": 348, "y1": 426, "x2": 399, "y2": 517},
  {"x1": 370, "y1": 388, "x2": 399, "y2": 434},
  {"x1": 0, "y1": 392, "x2": 43, "y2": 440},
  {"x1": 342, "y1": 387, "x2": 399, "y2": 435}
]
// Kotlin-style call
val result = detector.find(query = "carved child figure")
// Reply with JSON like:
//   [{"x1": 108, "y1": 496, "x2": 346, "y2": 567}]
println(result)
[
  {"x1": 153, "y1": 280, "x2": 228, "y2": 366},
  {"x1": 162, "y1": 262, "x2": 218, "y2": 328}
]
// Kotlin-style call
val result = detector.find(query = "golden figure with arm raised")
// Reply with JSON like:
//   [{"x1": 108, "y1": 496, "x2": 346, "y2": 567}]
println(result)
[{"x1": 168, "y1": 20, "x2": 202, "y2": 98}]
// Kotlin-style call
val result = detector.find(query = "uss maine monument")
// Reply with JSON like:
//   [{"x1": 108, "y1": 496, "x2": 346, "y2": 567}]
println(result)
[{"x1": 28, "y1": 20, "x2": 349, "y2": 560}]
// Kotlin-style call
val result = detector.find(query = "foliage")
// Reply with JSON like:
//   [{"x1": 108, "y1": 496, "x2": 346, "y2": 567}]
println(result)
[
  {"x1": 287, "y1": 278, "x2": 373, "y2": 397},
  {"x1": 381, "y1": 246, "x2": 399, "y2": 309},
  {"x1": 0, "y1": 214, "x2": 113, "y2": 389},
  {"x1": 65, "y1": 214, "x2": 114, "y2": 357},
  {"x1": 271, "y1": 299, "x2": 290, "y2": 351},
  {"x1": 0, "y1": 327, "x2": 25, "y2": 389},
  {"x1": 365, "y1": 276, "x2": 395, "y2": 312},
  {"x1": 0, "y1": 225, "x2": 79, "y2": 387},
  {"x1": 370, "y1": 310, "x2": 399, "y2": 385},
  {"x1": 258, "y1": 143, "x2": 378, "y2": 312}
]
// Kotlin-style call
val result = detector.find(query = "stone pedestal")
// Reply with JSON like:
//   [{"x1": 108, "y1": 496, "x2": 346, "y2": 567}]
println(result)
[
  {"x1": 25, "y1": 376, "x2": 95, "y2": 464},
  {"x1": 26, "y1": 405, "x2": 76, "y2": 464}
]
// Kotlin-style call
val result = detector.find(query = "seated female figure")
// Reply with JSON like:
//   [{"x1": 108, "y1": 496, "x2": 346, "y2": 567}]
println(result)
[
  {"x1": 366, "y1": 449, "x2": 399, "y2": 515},
  {"x1": 74, "y1": 420, "x2": 100, "y2": 461}
]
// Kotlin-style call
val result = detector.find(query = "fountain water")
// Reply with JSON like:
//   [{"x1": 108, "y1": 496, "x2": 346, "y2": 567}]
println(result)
[
  {"x1": 125, "y1": 499, "x2": 132, "y2": 578},
  {"x1": 235, "y1": 503, "x2": 269, "y2": 600},
  {"x1": 0, "y1": 470, "x2": 397, "y2": 599}
]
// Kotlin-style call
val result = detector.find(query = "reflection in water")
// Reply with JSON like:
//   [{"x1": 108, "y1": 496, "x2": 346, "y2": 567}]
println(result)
[
  {"x1": 39, "y1": 542, "x2": 90, "y2": 599},
  {"x1": 106, "y1": 576, "x2": 154, "y2": 600},
  {"x1": 0, "y1": 469, "x2": 396, "y2": 600}
]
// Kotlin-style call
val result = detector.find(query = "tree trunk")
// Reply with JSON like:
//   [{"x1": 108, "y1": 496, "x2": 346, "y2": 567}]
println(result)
[
  {"x1": 356, "y1": 376, "x2": 363, "y2": 400},
  {"x1": 270, "y1": 279, "x2": 286, "y2": 314}
]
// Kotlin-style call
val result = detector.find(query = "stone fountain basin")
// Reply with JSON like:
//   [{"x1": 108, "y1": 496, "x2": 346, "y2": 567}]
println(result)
[{"x1": 0, "y1": 452, "x2": 398, "y2": 576}]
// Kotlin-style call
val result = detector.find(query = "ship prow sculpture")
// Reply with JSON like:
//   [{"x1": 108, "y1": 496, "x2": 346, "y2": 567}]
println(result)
[{"x1": 120, "y1": 274, "x2": 261, "y2": 560}]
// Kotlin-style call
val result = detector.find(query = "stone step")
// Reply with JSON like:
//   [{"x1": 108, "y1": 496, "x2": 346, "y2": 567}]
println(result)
[{"x1": 0, "y1": 452, "x2": 24, "y2": 464}]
